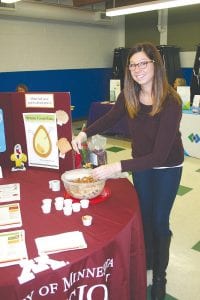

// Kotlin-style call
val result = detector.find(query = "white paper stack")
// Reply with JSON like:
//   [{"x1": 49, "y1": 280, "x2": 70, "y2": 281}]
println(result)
[{"x1": 35, "y1": 231, "x2": 87, "y2": 255}]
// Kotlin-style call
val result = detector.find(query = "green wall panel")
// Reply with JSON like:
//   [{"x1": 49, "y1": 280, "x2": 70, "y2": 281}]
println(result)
[
  {"x1": 168, "y1": 5, "x2": 200, "y2": 51},
  {"x1": 125, "y1": 5, "x2": 200, "y2": 51},
  {"x1": 125, "y1": 11, "x2": 159, "y2": 47}
]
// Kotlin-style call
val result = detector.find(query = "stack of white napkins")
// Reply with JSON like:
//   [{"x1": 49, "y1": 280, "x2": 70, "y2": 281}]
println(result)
[{"x1": 35, "y1": 231, "x2": 87, "y2": 255}]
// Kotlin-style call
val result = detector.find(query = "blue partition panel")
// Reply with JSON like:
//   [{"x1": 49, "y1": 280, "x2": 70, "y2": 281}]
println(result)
[
  {"x1": 0, "y1": 68, "x2": 112, "y2": 120},
  {"x1": 0, "y1": 67, "x2": 191, "y2": 119},
  {"x1": 182, "y1": 68, "x2": 193, "y2": 86}
]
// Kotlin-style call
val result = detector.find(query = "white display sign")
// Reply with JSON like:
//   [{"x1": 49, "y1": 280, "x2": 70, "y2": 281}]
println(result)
[
  {"x1": 192, "y1": 95, "x2": 200, "y2": 113},
  {"x1": 177, "y1": 86, "x2": 190, "y2": 110},
  {"x1": 25, "y1": 94, "x2": 54, "y2": 108},
  {"x1": 110, "y1": 79, "x2": 121, "y2": 102},
  {"x1": 180, "y1": 112, "x2": 200, "y2": 159},
  {"x1": 23, "y1": 113, "x2": 59, "y2": 169}
]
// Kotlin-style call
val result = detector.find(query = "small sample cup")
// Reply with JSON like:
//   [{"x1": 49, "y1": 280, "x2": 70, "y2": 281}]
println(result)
[
  {"x1": 72, "y1": 202, "x2": 81, "y2": 212},
  {"x1": 82, "y1": 215, "x2": 93, "y2": 226},
  {"x1": 63, "y1": 206, "x2": 73, "y2": 216},
  {"x1": 55, "y1": 196, "x2": 64, "y2": 203},
  {"x1": 64, "y1": 198, "x2": 73, "y2": 207},
  {"x1": 49, "y1": 180, "x2": 61, "y2": 192},
  {"x1": 42, "y1": 198, "x2": 52, "y2": 206},
  {"x1": 54, "y1": 196, "x2": 64, "y2": 210},
  {"x1": 80, "y1": 199, "x2": 89, "y2": 209},
  {"x1": 41, "y1": 204, "x2": 51, "y2": 214}
]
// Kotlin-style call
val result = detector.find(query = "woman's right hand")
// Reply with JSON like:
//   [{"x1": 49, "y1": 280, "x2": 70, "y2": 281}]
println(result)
[{"x1": 71, "y1": 131, "x2": 87, "y2": 153}]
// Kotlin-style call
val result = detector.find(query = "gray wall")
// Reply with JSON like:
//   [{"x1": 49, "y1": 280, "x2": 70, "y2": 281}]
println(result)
[{"x1": 0, "y1": 3, "x2": 125, "y2": 72}]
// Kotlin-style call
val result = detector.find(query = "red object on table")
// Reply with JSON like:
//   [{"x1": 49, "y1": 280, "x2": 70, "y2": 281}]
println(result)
[
  {"x1": 64, "y1": 185, "x2": 111, "y2": 204},
  {"x1": 0, "y1": 169, "x2": 146, "y2": 300},
  {"x1": 74, "y1": 152, "x2": 82, "y2": 168}
]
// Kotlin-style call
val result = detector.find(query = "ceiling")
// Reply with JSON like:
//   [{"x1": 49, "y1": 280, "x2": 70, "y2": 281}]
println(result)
[
  {"x1": 0, "y1": 0, "x2": 159, "y2": 22},
  {"x1": 0, "y1": 0, "x2": 157, "y2": 13},
  {"x1": 30, "y1": 0, "x2": 151, "y2": 11},
  {"x1": 72, "y1": 0, "x2": 155, "y2": 9},
  {"x1": 22, "y1": 0, "x2": 106, "y2": 11},
  {"x1": 72, "y1": 0, "x2": 105, "y2": 6}
]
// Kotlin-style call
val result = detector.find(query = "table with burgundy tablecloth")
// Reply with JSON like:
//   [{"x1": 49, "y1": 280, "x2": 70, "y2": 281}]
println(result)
[
  {"x1": 180, "y1": 110, "x2": 200, "y2": 158},
  {"x1": 0, "y1": 168, "x2": 146, "y2": 300},
  {"x1": 87, "y1": 102, "x2": 130, "y2": 138}
]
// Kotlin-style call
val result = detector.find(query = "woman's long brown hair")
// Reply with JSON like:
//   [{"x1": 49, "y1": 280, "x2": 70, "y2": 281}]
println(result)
[{"x1": 124, "y1": 42, "x2": 181, "y2": 118}]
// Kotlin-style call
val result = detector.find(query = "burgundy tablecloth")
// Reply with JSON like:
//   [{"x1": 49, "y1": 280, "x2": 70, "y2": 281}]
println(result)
[
  {"x1": 0, "y1": 169, "x2": 146, "y2": 300},
  {"x1": 87, "y1": 102, "x2": 130, "y2": 138}
]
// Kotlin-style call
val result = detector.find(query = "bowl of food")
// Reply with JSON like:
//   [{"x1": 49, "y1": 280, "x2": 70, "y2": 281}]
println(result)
[{"x1": 61, "y1": 169, "x2": 105, "y2": 200}]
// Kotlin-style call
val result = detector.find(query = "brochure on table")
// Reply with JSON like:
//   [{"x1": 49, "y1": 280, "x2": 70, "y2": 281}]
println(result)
[
  {"x1": 0, "y1": 202, "x2": 22, "y2": 230},
  {"x1": 0, "y1": 229, "x2": 28, "y2": 267},
  {"x1": 0, "y1": 183, "x2": 20, "y2": 203}
]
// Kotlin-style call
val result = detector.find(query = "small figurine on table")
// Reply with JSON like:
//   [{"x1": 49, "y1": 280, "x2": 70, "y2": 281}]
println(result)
[{"x1": 10, "y1": 144, "x2": 27, "y2": 171}]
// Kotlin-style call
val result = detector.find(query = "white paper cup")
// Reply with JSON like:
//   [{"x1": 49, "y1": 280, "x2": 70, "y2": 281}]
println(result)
[
  {"x1": 42, "y1": 198, "x2": 52, "y2": 206},
  {"x1": 49, "y1": 180, "x2": 60, "y2": 191},
  {"x1": 54, "y1": 202, "x2": 63, "y2": 211},
  {"x1": 80, "y1": 199, "x2": 89, "y2": 209},
  {"x1": 41, "y1": 204, "x2": 51, "y2": 214},
  {"x1": 55, "y1": 196, "x2": 64, "y2": 204},
  {"x1": 63, "y1": 206, "x2": 73, "y2": 216},
  {"x1": 82, "y1": 215, "x2": 93, "y2": 226},
  {"x1": 72, "y1": 202, "x2": 81, "y2": 212},
  {"x1": 64, "y1": 198, "x2": 73, "y2": 207},
  {"x1": 54, "y1": 197, "x2": 64, "y2": 210}
]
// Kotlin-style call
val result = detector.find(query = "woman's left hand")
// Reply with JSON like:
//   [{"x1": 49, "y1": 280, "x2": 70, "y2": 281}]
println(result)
[{"x1": 92, "y1": 162, "x2": 122, "y2": 180}]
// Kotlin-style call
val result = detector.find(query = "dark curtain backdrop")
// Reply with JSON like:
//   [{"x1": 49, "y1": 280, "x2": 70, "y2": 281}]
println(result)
[
  {"x1": 112, "y1": 47, "x2": 130, "y2": 89},
  {"x1": 190, "y1": 44, "x2": 200, "y2": 105},
  {"x1": 157, "y1": 45, "x2": 182, "y2": 85}
]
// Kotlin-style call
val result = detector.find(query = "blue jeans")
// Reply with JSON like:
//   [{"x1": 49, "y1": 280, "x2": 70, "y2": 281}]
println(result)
[{"x1": 133, "y1": 167, "x2": 182, "y2": 269}]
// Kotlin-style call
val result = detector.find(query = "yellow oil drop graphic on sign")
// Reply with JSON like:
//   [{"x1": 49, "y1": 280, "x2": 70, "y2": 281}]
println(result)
[{"x1": 33, "y1": 125, "x2": 52, "y2": 158}]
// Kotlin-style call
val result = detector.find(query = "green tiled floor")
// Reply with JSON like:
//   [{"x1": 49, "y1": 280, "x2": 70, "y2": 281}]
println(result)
[
  {"x1": 177, "y1": 185, "x2": 193, "y2": 196},
  {"x1": 192, "y1": 241, "x2": 200, "y2": 252},
  {"x1": 106, "y1": 146, "x2": 125, "y2": 152}
]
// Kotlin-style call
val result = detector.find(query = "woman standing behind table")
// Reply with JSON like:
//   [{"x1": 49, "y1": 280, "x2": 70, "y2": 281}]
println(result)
[{"x1": 72, "y1": 42, "x2": 184, "y2": 300}]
